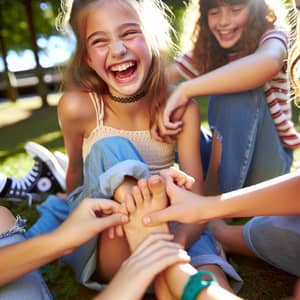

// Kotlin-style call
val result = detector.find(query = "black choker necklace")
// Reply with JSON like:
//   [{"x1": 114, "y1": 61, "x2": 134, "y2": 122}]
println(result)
[{"x1": 108, "y1": 90, "x2": 147, "y2": 103}]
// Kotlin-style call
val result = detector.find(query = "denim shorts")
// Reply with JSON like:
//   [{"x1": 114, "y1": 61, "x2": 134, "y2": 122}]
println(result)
[
  {"x1": 207, "y1": 88, "x2": 292, "y2": 193},
  {"x1": 0, "y1": 216, "x2": 52, "y2": 300},
  {"x1": 188, "y1": 228, "x2": 243, "y2": 292},
  {"x1": 243, "y1": 215, "x2": 300, "y2": 276}
]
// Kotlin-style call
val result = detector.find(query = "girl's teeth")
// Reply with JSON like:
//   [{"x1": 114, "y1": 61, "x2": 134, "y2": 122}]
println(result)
[{"x1": 111, "y1": 62, "x2": 133, "y2": 72}]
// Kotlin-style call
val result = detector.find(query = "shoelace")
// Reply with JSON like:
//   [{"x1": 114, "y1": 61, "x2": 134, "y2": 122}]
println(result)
[
  {"x1": 9, "y1": 160, "x2": 41, "y2": 192},
  {"x1": 5, "y1": 160, "x2": 42, "y2": 206}
]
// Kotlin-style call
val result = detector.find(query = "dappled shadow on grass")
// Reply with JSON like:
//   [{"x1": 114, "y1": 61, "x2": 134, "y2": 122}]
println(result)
[{"x1": 0, "y1": 105, "x2": 64, "y2": 162}]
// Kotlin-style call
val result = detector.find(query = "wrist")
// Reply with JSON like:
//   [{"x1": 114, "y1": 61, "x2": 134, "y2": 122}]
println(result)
[
  {"x1": 181, "y1": 270, "x2": 219, "y2": 300},
  {"x1": 179, "y1": 81, "x2": 191, "y2": 99},
  {"x1": 51, "y1": 228, "x2": 76, "y2": 256}
]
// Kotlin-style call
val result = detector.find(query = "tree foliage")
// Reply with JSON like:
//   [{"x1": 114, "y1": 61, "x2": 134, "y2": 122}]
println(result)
[{"x1": 0, "y1": 0, "x2": 61, "y2": 52}]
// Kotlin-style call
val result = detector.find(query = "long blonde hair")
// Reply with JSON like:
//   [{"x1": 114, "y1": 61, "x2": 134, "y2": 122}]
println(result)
[{"x1": 57, "y1": 0, "x2": 175, "y2": 127}]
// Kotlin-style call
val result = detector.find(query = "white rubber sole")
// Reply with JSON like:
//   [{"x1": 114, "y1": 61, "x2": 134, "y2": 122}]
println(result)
[{"x1": 53, "y1": 151, "x2": 68, "y2": 172}]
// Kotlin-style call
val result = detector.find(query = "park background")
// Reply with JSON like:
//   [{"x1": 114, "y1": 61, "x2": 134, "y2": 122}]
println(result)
[{"x1": 0, "y1": 0, "x2": 299, "y2": 299}]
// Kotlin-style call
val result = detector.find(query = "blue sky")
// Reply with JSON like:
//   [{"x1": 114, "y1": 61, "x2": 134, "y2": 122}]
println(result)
[{"x1": 0, "y1": 33, "x2": 76, "y2": 72}]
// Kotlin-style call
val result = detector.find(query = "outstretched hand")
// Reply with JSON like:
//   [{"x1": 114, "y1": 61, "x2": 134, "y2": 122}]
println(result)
[
  {"x1": 55, "y1": 198, "x2": 128, "y2": 254},
  {"x1": 143, "y1": 178, "x2": 211, "y2": 226}
]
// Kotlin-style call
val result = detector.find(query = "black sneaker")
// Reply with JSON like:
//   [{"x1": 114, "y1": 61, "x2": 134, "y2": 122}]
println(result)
[
  {"x1": 24, "y1": 141, "x2": 66, "y2": 191},
  {"x1": 0, "y1": 166, "x2": 41, "y2": 206},
  {"x1": 29, "y1": 158, "x2": 65, "y2": 194}
]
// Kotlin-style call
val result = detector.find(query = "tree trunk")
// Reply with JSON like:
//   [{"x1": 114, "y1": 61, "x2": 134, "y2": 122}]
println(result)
[
  {"x1": 23, "y1": 0, "x2": 49, "y2": 107},
  {"x1": 0, "y1": 13, "x2": 18, "y2": 102}
]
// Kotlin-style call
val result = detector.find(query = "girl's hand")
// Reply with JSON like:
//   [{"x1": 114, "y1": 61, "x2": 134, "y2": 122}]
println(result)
[
  {"x1": 94, "y1": 233, "x2": 190, "y2": 300},
  {"x1": 151, "y1": 110, "x2": 182, "y2": 142},
  {"x1": 163, "y1": 83, "x2": 190, "y2": 128},
  {"x1": 160, "y1": 167, "x2": 195, "y2": 190},
  {"x1": 55, "y1": 198, "x2": 128, "y2": 254},
  {"x1": 143, "y1": 182, "x2": 210, "y2": 225},
  {"x1": 151, "y1": 83, "x2": 190, "y2": 141},
  {"x1": 106, "y1": 202, "x2": 129, "y2": 239}
]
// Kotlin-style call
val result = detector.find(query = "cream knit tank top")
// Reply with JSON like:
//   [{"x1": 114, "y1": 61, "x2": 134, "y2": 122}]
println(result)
[{"x1": 82, "y1": 92, "x2": 176, "y2": 174}]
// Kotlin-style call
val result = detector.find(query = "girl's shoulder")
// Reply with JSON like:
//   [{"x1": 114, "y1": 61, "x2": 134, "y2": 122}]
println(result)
[
  {"x1": 58, "y1": 90, "x2": 94, "y2": 122},
  {"x1": 59, "y1": 89, "x2": 90, "y2": 105},
  {"x1": 259, "y1": 27, "x2": 289, "y2": 47}
]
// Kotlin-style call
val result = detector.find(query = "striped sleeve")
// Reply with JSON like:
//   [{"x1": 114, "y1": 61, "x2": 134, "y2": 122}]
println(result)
[
  {"x1": 174, "y1": 52, "x2": 199, "y2": 80},
  {"x1": 259, "y1": 28, "x2": 289, "y2": 52}
]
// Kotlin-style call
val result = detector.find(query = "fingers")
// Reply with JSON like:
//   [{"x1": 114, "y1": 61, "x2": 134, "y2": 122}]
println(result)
[
  {"x1": 98, "y1": 213, "x2": 128, "y2": 232},
  {"x1": 151, "y1": 124, "x2": 164, "y2": 142},
  {"x1": 128, "y1": 233, "x2": 190, "y2": 275},
  {"x1": 107, "y1": 226, "x2": 116, "y2": 239},
  {"x1": 115, "y1": 224, "x2": 125, "y2": 237},
  {"x1": 157, "y1": 121, "x2": 182, "y2": 138},
  {"x1": 151, "y1": 114, "x2": 182, "y2": 143},
  {"x1": 159, "y1": 110, "x2": 182, "y2": 132},
  {"x1": 143, "y1": 207, "x2": 175, "y2": 226},
  {"x1": 163, "y1": 109, "x2": 183, "y2": 129},
  {"x1": 160, "y1": 167, "x2": 195, "y2": 189},
  {"x1": 134, "y1": 233, "x2": 175, "y2": 252},
  {"x1": 85, "y1": 198, "x2": 124, "y2": 216},
  {"x1": 107, "y1": 224, "x2": 125, "y2": 239}
]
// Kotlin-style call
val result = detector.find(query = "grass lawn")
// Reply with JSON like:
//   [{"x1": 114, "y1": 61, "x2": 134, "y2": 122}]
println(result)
[{"x1": 0, "y1": 93, "x2": 299, "y2": 299}]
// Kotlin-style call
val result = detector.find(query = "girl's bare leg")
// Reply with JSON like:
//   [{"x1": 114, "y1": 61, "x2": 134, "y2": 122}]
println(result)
[
  {"x1": 204, "y1": 132, "x2": 221, "y2": 196},
  {"x1": 205, "y1": 133, "x2": 253, "y2": 258},
  {"x1": 197, "y1": 265, "x2": 232, "y2": 292},
  {"x1": 0, "y1": 206, "x2": 16, "y2": 234},
  {"x1": 209, "y1": 220, "x2": 253, "y2": 256},
  {"x1": 97, "y1": 176, "x2": 137, "y2": 281}
]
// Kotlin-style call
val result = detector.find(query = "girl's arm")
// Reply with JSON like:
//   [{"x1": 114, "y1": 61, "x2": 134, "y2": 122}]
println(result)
[
  {"x1": 163, "y1": 37, "x2": 287, "y2": 130},
  {"x1": 176, "y1": 100, "x2": 203, "y2": 194},
  {"x1": 173, "y1": 100, "x2": 205, "y2": 248},
  {"x1": 144, "y1": 170, "x2": 300, "y2": 225},
  {"x1": 0, "y1": 198, "x2": 127, "y2": 285},
  {"x1": 58, "y1": 91, "x2": 87, "y2": 193}
]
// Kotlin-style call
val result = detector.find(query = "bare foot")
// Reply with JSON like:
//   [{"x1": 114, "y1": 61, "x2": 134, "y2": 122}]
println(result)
[{"x1": 124, "y1": 175, "x2": 169, "y2": 251}]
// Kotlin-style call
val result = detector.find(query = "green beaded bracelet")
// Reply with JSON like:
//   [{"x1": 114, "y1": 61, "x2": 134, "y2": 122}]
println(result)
[{"x1": 181, "y1": 270, "x2": 219, "y2": 300}]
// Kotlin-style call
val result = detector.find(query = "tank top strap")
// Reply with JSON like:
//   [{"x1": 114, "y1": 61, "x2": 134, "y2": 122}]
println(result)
[{"x1": 88, "y1": 92, "x2": 104, "y2": 127}]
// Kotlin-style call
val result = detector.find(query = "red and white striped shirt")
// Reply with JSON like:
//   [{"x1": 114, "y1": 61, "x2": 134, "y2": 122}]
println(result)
[{"x1": 175, "y1": 28, "x2": 300, "y2": 149}]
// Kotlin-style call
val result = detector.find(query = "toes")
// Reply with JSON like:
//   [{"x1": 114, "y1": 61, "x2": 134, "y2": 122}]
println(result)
[
  {"x1": 137, "y1": 178, "x2": 151, "y2": 207},
  {"x1": 131, "y1": 185, "x2": 143, "y2": 208},
  {"x1": 124, "y1": 193, "x2": 136, "y2": 214},
  {"x1": 148, "y1": 175, "x2": 168, "y2": 208}
]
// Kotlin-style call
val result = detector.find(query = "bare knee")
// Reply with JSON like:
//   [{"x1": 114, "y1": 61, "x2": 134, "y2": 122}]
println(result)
[{"x1": 0, "y1": 206, "x2": 16, "y2": 234}]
